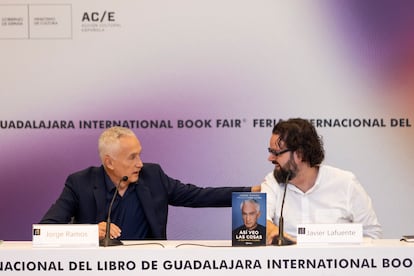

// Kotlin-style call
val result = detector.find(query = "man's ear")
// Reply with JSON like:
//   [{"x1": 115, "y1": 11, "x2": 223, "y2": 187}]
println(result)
[
  {"x1": 294, "y1": 149, "x2": 303, "y2": 162},
  {"x1": 104, "y1": 155, "x2": 114, "y2": 170}
]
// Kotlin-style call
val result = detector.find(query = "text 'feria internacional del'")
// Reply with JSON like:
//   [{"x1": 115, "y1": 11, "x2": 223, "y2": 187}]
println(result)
[{"x1": 0, "y1": 118, "x2": 411, "y2": 129}]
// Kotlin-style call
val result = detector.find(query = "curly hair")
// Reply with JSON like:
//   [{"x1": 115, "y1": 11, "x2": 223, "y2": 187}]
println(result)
[{"x1": 272, "y1": 118, "x2": 324, "y2": 167}]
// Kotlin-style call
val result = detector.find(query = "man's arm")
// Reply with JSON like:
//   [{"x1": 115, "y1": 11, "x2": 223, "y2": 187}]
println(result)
[
  {"x1": 350, "y1": 177, "x2": 383, "y2": 239},
  {"x1": 40, "y1": 181, "x2": 78, "y2": 224}
]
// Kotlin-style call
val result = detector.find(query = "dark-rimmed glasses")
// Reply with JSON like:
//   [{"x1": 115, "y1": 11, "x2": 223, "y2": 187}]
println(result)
[{"x1": 268, "y1": 148, "x2": 291, "y2": 157}]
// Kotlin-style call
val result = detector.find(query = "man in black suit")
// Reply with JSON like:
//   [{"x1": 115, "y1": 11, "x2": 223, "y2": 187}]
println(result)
[{"x1": 40, "y1": 126, "x2": 257, "y2": 241}]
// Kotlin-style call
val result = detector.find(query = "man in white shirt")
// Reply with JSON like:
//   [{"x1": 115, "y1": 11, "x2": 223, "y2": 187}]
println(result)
[{"x1": 262, "y1": 118, "x2": 382, "y2": 245}]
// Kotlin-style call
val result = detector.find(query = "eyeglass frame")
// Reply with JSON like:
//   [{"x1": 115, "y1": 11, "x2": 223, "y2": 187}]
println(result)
[{"x1": 267, "y1": 147, "x2": 291, "y2": 157}]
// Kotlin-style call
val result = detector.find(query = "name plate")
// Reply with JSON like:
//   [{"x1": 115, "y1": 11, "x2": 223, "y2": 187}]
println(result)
[
  {"x1": 32, "y1": 224, "x2": 99, "y2": 248},
  {"x1": 296, "y1": 223, "x2": 362, "y2": 244}
]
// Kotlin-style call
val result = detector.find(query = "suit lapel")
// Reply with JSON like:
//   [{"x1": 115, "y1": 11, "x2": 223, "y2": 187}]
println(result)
[
  {"x1": 136, "y1": 180, "x2": 154, "y2": 217},
  {"x1": 93, "y1": 166, "x2": 107, "y2": 221},
  {"x1": 136, "y1": 178, "x2": 160, "y2": 236}
]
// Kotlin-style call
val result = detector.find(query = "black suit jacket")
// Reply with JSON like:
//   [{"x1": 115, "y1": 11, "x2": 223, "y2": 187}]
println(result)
[{"x1": 40, "y1": 163, "x2": 250, "y2": 239}]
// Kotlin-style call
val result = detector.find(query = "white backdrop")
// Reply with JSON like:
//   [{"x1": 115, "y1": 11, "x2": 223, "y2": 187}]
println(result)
[{"x1": 0, "y1": 0, "x2": 413, "y2": 240}]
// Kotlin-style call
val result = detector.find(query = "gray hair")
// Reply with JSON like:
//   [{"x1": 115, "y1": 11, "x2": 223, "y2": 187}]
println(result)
[
  {"x1": 240, "y1": 199, "x2": 260, "y2": 213},
  {"x1": 98, "y1": 126, "x2": 136, "y2": 162}
]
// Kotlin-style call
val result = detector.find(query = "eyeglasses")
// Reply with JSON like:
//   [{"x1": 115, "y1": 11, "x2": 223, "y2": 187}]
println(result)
[{"x1": 268, "y1": 147, "x2": 291, "y2": 157}]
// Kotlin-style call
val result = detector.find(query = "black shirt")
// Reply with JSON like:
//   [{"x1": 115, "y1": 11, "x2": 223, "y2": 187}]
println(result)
[{"x1": 105, "y1": 173, "x2": 149, "y2": 240}]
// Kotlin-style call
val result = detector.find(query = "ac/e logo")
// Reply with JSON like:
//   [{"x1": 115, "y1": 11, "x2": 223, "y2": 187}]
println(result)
[{"x1": 82, "y1": 11, "x2": 115, "y2": 22}]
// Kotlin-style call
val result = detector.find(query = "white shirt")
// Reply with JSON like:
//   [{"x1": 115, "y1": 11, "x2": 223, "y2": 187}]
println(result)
[{"x1": 261, "y1": 165, "x2": 382, "y2": 239}]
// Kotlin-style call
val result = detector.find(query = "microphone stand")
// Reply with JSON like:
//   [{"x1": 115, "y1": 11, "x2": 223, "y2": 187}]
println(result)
[
  {"x1": 100, "y1": 176, "x2": 128, "y2": 247},
  {"x1": 273, "y1": 172, "x2": 296, "y2": 246}
]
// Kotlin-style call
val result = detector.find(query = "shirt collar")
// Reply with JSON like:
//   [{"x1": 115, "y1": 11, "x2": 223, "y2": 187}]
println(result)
[
  {"x1": 288, "y1": 166, "x2": 322, "y2": 194},
  {"x1": 104, "y1": 171, "x2": 137, "y2": 193},
  {"x1": 104, "y1": 171, "x2": 116, "y2": 192}
]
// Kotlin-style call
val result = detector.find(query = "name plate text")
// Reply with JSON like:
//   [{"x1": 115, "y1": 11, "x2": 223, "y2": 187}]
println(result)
[
  {"x1": 296, "y1": 223, "x2": 363, "y2": 244},
  {"x1": 32, "y1": 224, "x2": 99, "y2": 248}
]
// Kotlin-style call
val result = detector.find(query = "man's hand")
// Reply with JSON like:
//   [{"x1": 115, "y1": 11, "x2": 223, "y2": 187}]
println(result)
[
  {"x1": 98, "y1": 222, "x2": 122, "y2": 240},
  {"x1": 266, "y1": 220, "x2": 279, "y2": 245},
  {"x1": 266, "y1": 220, "x2": 296, "y2": 245},
  {"x1": 251, "y1": 185, "x2": 261, "y2": 192}
]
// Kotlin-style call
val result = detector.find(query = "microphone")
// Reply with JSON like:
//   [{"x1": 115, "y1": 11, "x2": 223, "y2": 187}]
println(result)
[
  {"x1": 273, "y1": 172, "x2": 296, "y2": 246},
  {"x1": 99, "y1": 175, "x2": 128, "y2": 247}
]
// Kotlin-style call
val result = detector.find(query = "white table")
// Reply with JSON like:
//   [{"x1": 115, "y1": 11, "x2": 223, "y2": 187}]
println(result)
[{"x1": 1, "y1": 239, "x2": 414, "y2": 275}]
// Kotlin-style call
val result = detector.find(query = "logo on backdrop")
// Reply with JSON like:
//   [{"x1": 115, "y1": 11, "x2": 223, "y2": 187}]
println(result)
[
  {"x1": 80, "y1": 10, "x2": 121, "y2": 32},
  {"x1": 0, "y1": 118, "x2": 411, "y2": 130}
]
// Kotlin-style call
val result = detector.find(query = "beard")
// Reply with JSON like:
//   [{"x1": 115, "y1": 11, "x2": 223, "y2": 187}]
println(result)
[{"x1": 273, "y1": 154, "x2": 298, "y2": 184}]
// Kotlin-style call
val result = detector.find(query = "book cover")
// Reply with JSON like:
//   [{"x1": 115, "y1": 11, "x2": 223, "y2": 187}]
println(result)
[{"x1": 232, "y1": 192, "x2": 266, "y2": 246}]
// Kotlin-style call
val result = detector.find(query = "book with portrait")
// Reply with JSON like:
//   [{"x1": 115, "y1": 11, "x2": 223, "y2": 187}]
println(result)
[{"x1": 232, "y1": 192, "x2": 266, "y2": 246}]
